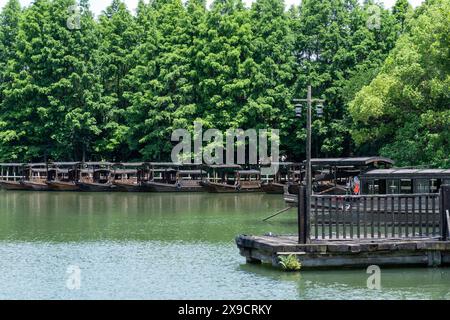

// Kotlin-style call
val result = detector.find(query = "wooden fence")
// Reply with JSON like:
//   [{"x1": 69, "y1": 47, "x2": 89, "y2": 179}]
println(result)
[{"x1": 298, "y1": 185, "x2": 450, "y2": 243}]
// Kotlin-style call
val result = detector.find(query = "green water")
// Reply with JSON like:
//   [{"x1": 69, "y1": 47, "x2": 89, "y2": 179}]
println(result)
[{"x1": 0, "y1": 191, "x2": 449, "y2": 300}]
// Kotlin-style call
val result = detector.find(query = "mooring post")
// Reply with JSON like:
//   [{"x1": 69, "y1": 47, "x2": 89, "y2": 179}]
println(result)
[
  {"x1": 298, "y1": 185, "x2": 308, "y2": 244},
  {"x1": 440, "y1": 185, "x2": 450, "y2": 241}
]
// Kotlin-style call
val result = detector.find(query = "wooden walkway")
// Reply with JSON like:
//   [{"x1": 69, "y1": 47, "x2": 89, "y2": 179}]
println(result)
[{"x1": 236, "y1": 234, "x2": 450, "y2": 269}]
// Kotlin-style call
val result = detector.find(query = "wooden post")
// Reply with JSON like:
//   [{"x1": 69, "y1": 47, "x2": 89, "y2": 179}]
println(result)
[
  {"x1": 298, "y1": 185, "x2": 308, "y2": 244},
  {"x1": 440, "y1": 185, "x2": 450, "y2": 241}
]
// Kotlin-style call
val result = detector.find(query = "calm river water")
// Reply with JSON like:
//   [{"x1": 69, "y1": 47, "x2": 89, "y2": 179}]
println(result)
[{"x1": 0, "y1": 191, "x2": 449, "y2": 300}]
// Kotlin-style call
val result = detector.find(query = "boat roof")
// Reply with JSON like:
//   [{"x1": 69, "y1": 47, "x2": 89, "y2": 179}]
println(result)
[
  {"x1": 48, "y1": 168, "x2": 71, "y2": 174},
  {"x1": 361, "y1": 168, "x2": 450, "y2": 179},
  {"x1": 113, "y1": 162, "x2": 146, "y2": 167},
  {"x1": 152, "y1": 168, "x2": 178, "y2": 172},
  {"x1": 51, "y1": 162, "x2": 81, "y2": 166},
  {"x1": 80, "y1": 168, "x2": 111, "y2": 173},
  {"x1": 238, "y1": 170, "x2": 261, "y2": 175},
  {"x1": 0, "y1": 163, "x2": 25, "y2": 167},
  {"x1": 308, "y1": 157, "x2": 394, "y2": 167},
  {"x1": 260, "y1": 162, "x2": 299, "y2": 166},
  {"x1": 178, "y1": 170, "x2": 207, "y2": 175},
  {"x1": 113, "y1": 169, "x2": 138, "y2": 174},
  {"x1": 205, "y1": 164, "x2": 242, "y2": 169},
  {"x1": 93, "y1": 169, "x2": 111, "y2": 173},
  {"x1": 83, "y1": 162, "x2": 113, "y2": 166},
  {"x1": 149, "y1": 162, "x2": 182, "y2": 167},
  {"x1": 25, "y1": 163, "x2": 47, "y2": 167}
]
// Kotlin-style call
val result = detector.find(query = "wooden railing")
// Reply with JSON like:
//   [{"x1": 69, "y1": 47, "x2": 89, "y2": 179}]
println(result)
[{"x1": 298, "y1": 185, "x2": 450, "y2": 243}]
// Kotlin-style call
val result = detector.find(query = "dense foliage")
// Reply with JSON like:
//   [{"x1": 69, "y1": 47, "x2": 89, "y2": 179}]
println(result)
[
  {"x1": 349, "y1": 0, "x2": 449, "y2": 167},
  {"x1": 0, "y1": 0, "x2": 447, "y2": 167}
]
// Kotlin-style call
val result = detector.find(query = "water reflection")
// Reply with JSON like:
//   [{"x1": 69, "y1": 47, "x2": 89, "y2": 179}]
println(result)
[
  {"x1": 0, "y1": 191, "x2": 297, "y2": 242},
  {"x1": 239, "y1": 263, "x2": 450, "y2": 300},
  {"x1": 0, "y1": 191, "x2": 449, "y2": 300}
]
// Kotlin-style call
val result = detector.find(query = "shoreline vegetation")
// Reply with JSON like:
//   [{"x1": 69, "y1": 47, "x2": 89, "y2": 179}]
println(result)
[{"x1": 0, "y1": 0, "x2": 448, "y2": 167}]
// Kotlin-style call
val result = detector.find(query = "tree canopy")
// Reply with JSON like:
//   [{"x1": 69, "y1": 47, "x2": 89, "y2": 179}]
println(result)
[
  {"x1": 0, "y1": 0, "x2": 447, "y2": 167},
  {"x1": 349, "y1": 0, "x2": 450, "y2": 167}
]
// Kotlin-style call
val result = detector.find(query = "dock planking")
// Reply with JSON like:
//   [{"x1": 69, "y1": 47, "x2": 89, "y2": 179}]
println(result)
[{"x1": 236, "y1": 234, "x2": 450, "y2": 269}]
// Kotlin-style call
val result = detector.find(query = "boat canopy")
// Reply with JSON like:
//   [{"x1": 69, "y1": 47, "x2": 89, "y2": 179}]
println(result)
[
  {"x1": 113, "y1": 169, "x2": 138, "y2": 175},
  {"x1": 0, "y1": 163, "x2": 25, "y2": 167},
  {"x1": 307, "y1": 157, "x2": 394, "y2": 167},
  {"x1": 149, "y1": 162, "x2": 182, "y2": 167},
  {"x1": 361, "y1": 169, "x2": 450, "y2": 179},
  {"x1": 238, "y1": 170, "x2": 261, "y2": 175},
  {"x1": 84, "y1": 162, "x2": 113, "y2": 166},
  {"x1": 51, "y1": 162, "x2": 81, "y2": 166},
  {"x1": 178, "y1": 170, "x2": 206, "y2": 176},
  {"x1": 206, "y1": 164, "x2": 242, "y2": 169},
  {"x1": 113, "y1": 162, "x2": 146, "y2": 167}
]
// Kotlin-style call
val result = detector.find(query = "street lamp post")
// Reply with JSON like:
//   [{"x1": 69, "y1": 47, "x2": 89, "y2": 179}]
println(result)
[{"x1": 294, "y1": 85, "x2": 325, "y2": 244}]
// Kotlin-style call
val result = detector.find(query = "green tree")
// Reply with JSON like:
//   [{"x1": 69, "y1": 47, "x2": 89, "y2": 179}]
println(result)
[
  {"x1": 126, "y1": 0, "x2": 202, "y2": 160},
  {"x1": 0, "y1": 0, "x2": 103, "y2": 161},
  {"x1": 246, "y1": 0, "x2": 295, "y2": 157},
  {"x1": 393, "y1": 0, "x2": 413, "y2": 32},
  {"x1": 291, "y1": 0, "x2": 401, "y2": 159},
  {"x1": 96, "y1": 0, "x2": 141, "y2": 160},
  {"x1": 349, "y1": 0, "x2": 450, "y2": 167},
  {"x1": 0, "y1": 0, "x2": 22, "y2": 158}
]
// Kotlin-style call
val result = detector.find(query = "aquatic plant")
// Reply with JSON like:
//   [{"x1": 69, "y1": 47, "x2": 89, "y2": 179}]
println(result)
[{"x1": 279, "y1": 254, "x2": 302, "y2": 272}]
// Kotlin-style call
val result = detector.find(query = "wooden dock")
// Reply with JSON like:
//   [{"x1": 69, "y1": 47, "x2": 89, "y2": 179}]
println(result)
[
  {"x1": 236, "y1": 235, "x2": 450, "y2": 269},
  {"x1": 237, "y1": 185, "x2": 450, "y2": 270}
]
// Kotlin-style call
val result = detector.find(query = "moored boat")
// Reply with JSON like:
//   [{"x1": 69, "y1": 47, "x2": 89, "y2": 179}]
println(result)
[
  {"x1": 46, "y1": 162, "x2": 81, "y2": 191},
  {"x1": 112, "y1": 162, "x2": 151, "y2": 192},
  {"x1": 144, "y1": 163, "x2": 206, "y2": 192},
  {"x1": 260, "y1": 182, "x2": 285, "y2": 194},
  {"x1": 77, "y1": 162, "x2": 116, "y2": 192},
  {"x1": 0, "y1": 163, "x2": 30, "y2": 191},
  {"x1": 22, "y1": 163, "x2": 50, "y2": 191},
  {"x1": 202, "y1": 165, "x2": 262, "y2": 193},
  {"x1": 260, "y1": 162, "x2": 301, "y2": 194},
  {"x1": 0, "y1": 180, "x2": 31, "y2": 190},
  {"x1": 47, "y1": 180, "x2": 80, "y2": 191},
  {"x1": 283, "y1": 157, "x2": 395, "y2": 207}
]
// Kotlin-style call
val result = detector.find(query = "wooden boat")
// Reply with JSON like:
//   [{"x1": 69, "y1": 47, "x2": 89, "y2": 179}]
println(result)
[
  {"x1": 260, "y1": 182, "x2": 285, "y2": 194},
  {"x1": 77, "y1": 162, "x2": 116, "y2": 192},
  {"x1": 360, "y1": 168, "x2": 450, "y2": 195},
  {"x1": 46, "y1": 162, "x2": 81, "y2": 191},
  {"x1": 260, "y1": 162, "x2": 302, "y2": 194},
  {"x1": 0, "y1": 163, "x2": 31, "y2": 190},
  {"x1": 22, "y1": 163, "x2": 50, "y2": 191},
  {"x1": 78, "y1": 181, "x2": 115, "y2": 192},
  {"x1": 24, "y1": 180, "x2": 49, "y2": 191},
  {"x1": 112, "y1": 163, "x2": 151, "y2": 192},
  {"x1": 145, "y1": 164, "x2": 205, "y2": 192},
  {"x1": 284, "y1": 157, "x2": 395, "y2": 207},
  {"x1": 0, "y1": 180, "x2": 31, "y2": 191},
  {"x1": 146, "y1": 180, "x2": 204, "y2": 192},
  {"x1": 202, "y1": 165, "x2": 262, "y2": 193},
  {"x1": 47, "y1": 180, "x2": 80, "y2": 191}
]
